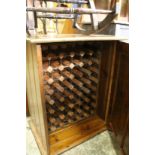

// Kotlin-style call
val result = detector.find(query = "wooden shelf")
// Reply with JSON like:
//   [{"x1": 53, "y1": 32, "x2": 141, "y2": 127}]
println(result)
[{"x1": 49, "y1": 115, "x2": 106, "y2": 155}]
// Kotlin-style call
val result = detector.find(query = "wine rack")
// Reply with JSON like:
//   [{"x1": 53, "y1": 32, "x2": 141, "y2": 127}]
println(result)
[
  {"x1": 26, "y1": 36, "x2": 119, "y2": 155},
  {"x1": 42, "y1": 43, "x2": 100, "y2": 133}
]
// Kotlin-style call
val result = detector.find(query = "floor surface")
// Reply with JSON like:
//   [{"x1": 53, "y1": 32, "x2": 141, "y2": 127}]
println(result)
[{"x1": 26, "y1": 119, "x2": 120, "y2": 155}]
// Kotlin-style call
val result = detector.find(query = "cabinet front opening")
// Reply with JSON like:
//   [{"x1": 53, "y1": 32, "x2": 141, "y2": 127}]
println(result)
[{"x1": 41, "y1": 42, "x2": 104, "y2": 134}]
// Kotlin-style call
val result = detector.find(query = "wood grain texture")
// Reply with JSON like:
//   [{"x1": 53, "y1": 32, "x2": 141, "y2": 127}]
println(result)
[
  {"x1": 36, "y1": 45, "x2": 50, "y2": 155},
  {"x1": 105, "y1": 42, "x2": 117, "y2": 122},
  {"x1": 27, "y1": 42, "x2": 49, "y2": 155},
  {"x1": 27, "y1": 42, "x2": 41, "y2": 137},
  {"x1": 108, "y1": 41, "x2": 129, "y2": 155},
  {"x1": 26, "y1": 43, "x2": 35, "y2": 120},
  {"x1": 96, "y1": 42, "x2": 117, "y2": 122},
  {"x1": 26, "y1": 40, "x2": 123, "y2": 155},
  {"x1": 49, "y1": 115, "x2": 106, "y2": 155}
]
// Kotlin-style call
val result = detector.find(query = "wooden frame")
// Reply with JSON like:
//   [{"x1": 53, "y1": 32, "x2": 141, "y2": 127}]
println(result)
[
  {"x1": 27, "y1": 42, "x2": 49, "y2": 155},
  {"x1": 49, "y1": 115, "x2": 107, "y2": 154},
  {"x1": 26, "y1": 34, "x2": 126, "y2": 155},
  {"x1": 108, "y1": 41, "x2": 129, "y2": 155}
]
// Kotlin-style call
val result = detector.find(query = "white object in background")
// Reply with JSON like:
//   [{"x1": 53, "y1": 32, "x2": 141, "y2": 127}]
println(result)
[{"x1": 114, "y1": 20, "x2": 129, "y2": 38}]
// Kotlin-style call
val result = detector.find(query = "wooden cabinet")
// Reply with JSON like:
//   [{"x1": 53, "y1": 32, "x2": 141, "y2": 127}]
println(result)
[
  {"x1": 26, "y1": 35, "x2": 127, "y2": 155},
  {"x1": 108, "y1": 41, "x2": 129, "y2": 155}
]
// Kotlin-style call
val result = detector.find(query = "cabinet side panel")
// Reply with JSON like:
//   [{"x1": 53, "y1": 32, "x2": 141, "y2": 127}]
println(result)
[
  {"x1": 27, "y1": 42, "x2": 41, "y2": 134},
  {"x1": 32, "y1": 44, "x2": 49, "y2": 154},
  {"x1": 26, "y1": 42, "x2": 34, "y2": 121},
  {"x1": 108, "y1": 42, "x2": 129, "y2": 154},
  {"x1": 109, "y1": 42, "x2": 129, "y2": 134},
  {"x1": 104, "y1": 42, "x2": 117, "y2": 122},
  {"x1": 28, "y1": 43, "x2": 43, "y2": 138},
  {"x1": 97, "y1": 41, "x2": 117, "y2": 122}
]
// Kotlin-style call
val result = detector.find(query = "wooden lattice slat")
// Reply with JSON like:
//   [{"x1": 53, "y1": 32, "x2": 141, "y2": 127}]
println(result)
[{"x1": 42, "y1": 43, "x2": 100, "y2": 133}]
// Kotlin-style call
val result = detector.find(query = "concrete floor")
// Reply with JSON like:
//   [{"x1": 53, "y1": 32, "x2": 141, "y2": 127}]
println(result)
[{"x1": 26, "y1": 119, "x2": 120, "y2": 155}]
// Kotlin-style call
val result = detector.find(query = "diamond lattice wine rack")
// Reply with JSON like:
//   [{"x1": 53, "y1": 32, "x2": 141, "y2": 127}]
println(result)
[{"x1": 26, "y1": 35, "x2": 119, "y2": 155}]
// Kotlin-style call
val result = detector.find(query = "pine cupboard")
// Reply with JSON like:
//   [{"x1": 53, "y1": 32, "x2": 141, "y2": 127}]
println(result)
[{"x1": 26, "y1": 34, "x2": 128, "y2": 155}]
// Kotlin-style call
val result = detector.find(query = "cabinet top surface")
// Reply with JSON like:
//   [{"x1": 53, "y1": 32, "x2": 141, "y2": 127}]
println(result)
[{"x1": 26, "y1": 34, "x2": 128, "y2": 44}]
